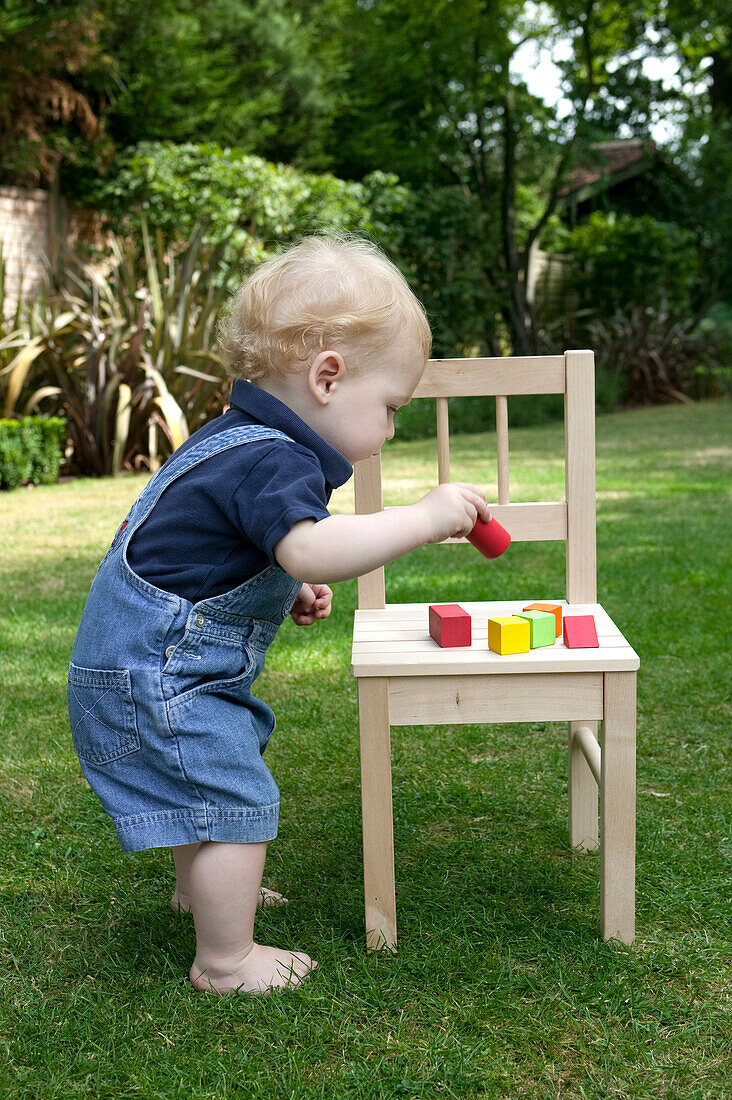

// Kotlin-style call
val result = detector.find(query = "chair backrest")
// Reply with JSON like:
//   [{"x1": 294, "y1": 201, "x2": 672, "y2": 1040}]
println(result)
[{"x1": 354, "y1": 349, "x2": 597, "y2": 609}]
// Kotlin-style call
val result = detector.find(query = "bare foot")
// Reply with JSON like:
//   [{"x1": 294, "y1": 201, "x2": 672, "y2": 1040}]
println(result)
[
  {"x1": 171, "y1": 886, "x2": 287, "y2": 914},
  {"x1": 189, "y1": 943, "x2": 317, "y2": 994}
]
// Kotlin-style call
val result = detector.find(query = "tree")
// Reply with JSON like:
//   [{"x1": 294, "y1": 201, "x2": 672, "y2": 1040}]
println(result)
[
  {"x1": 0, "y1": 0, "x2": 349, "y2": 190},
  {"x1": 657, "y1": 1, "x2": 732, "y2": 306},
  {"x1": 656, "y1": 0, "x2": 730, "y2": 118},
  {"x1": 88, "y1": 0, "x2": 347, "y2": 169},
  {"x1": 0, "y1": 0, "x2": 110, "y2": 185},
  {"x1": 329, "y1": 0, "x2": 638, "y2": 355},
  {"x1": 328, "y1": 0, "x2": 732, "y2": 351}
]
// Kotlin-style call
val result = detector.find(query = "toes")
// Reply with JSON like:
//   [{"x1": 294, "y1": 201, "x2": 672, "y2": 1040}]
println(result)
[
  {"x1": 259, "y1": 887, "x2": 288, "y2": 909},
  {"x1": 275, "y1": 951, "x2": 317, "y2": 984}
]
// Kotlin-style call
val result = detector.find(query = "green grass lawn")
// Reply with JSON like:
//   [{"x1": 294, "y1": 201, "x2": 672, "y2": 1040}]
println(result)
[{"x1": 1, "y1": 399, "x2": 730, "y2": 1099}]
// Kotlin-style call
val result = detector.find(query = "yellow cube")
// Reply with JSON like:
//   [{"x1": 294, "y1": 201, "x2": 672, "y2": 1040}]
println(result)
[{"x1": 488, "y1": 616, "x2": 531, "y2": 655}]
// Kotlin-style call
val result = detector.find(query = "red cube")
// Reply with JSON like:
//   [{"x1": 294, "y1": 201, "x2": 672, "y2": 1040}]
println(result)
[
  {"x1": 429, "y1": 604, "x2": 472, "y2": 648},
  {"x1": 563, "y1": 614, "x2": 599, "y2": 649}
]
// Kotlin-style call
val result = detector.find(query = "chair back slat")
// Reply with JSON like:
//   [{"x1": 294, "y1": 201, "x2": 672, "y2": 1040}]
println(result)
[
  {"x1": 439, "y1": 502, "x2": 567, "y2": 544},
  {"x1": 481, "y1": 501, "x2": 567, "y2": 541},
  {"x1": 352, "y1": 351, "x2": 596, "y2": 608},
  {"x1": 495, "y1": 395, "x2": 510, "y2": 504},
  {"x1": 436, "y1": 397, "x2": 450, "y2": 483},
  {"x1": 414, "y1": 356, "x2": 565, "y2": 397}
]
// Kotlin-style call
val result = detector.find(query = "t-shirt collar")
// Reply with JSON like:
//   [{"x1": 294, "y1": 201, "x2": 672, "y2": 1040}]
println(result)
[{"x1": 229, "y1": 379, "x2": 353, "y2": 488}]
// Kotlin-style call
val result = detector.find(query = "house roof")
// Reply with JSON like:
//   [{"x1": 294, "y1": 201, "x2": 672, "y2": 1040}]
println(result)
[{"x1": 557, "y1": 139, "x2": 658, "y2": 202}]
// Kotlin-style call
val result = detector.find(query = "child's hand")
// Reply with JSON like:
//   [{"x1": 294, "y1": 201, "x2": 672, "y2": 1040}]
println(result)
[
  {"x1": 290, "y1": 582, "x2": 333, "y2": 625},
  {"x1": 417, "y1": 483, "x2": 491, "y2": 544}
]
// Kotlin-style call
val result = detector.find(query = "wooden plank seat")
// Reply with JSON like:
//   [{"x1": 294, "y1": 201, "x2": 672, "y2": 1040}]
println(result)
[{"x1": 353, "y1": 601, "x2": 639, "y2": 679}]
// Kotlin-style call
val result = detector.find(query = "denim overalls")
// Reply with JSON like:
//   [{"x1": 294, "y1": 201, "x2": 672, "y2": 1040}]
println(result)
[{"x1": 67, "y1": 426, "x2": 302, "y2": 853}]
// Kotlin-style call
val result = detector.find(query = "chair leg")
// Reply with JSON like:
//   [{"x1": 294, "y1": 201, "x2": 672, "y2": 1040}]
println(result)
[
  {"x1": 569, "y1": 720, "x2": 599, "y2": 851},
  {"x1": 600, "y1": 672, "x2": 636, "y2": 945},
  {"x1": 358, "y1": 677, "x2": 397, "y2": 950}
]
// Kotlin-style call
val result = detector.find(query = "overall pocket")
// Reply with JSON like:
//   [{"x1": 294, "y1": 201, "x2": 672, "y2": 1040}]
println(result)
[
  {"x1": 163, "y1": 630, "x2": 257, "y2": 708},
  {"x1": 67, "y1": 664, "x2": 140, "y2": 765}
]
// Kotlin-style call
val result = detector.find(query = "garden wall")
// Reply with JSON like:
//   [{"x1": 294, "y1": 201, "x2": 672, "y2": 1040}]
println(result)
[
  {"x1": 0, "y1": 186, "x2": 52, "y2": 312},
  {"x1": 0, "y1": 185, "x2": 108, "y2": 317}
]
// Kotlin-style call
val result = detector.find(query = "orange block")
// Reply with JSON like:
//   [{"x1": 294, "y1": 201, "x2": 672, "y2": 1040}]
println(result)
[{"x1": 523, "y1": 602, "x2": 563, "y2": 638}]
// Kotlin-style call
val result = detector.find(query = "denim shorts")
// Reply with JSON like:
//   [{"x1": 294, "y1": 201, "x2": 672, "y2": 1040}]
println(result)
[{"x1": 67, "y1": 426, "x2": 301, "y2": 853}]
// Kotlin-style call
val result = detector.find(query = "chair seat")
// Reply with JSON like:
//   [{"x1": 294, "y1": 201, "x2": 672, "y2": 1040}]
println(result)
[{"x1": 351, "y1": 600, "x2": 639, "y2": 677}]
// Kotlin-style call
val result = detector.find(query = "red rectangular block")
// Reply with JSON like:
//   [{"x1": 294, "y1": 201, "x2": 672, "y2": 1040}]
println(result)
[
  {"x1": 563, "y1": 614, "x2": 599, "y2": 649},
  {"x1": 429, "y1": 604, "x2": 472, "y2": 648}
]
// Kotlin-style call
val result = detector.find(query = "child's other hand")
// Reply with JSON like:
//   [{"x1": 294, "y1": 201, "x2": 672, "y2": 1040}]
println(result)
[
  {"x1": 290, "y1": 583, "x2": 333, "y2": 625},
  {"x1": 418, "y1": 483, "x2": 491, "y2": 543}
]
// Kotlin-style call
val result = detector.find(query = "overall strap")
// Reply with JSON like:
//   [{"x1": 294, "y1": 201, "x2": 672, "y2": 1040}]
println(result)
[{"x1": 121, "y1": 425, "x2": 294, "y2": 546}]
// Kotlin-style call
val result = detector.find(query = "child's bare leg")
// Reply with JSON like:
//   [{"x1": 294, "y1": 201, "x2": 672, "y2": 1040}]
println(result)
[
  {"x1": 171, "y1": 842, "x2": 286, "y2": 912},
  {"x1": 171, "y1": 842, "x2": 201, "y2": 912},
  {"x1": 185, "y1": 840, "x2": 316, "y2": 994}
]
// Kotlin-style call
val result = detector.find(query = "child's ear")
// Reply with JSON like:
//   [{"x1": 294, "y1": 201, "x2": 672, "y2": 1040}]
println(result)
[{"x1": 308, "y1": 350, "x2": 346, "y2": 405}]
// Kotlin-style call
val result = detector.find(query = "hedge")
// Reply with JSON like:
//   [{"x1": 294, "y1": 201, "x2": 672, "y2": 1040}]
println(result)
[{"x1": 0, "y1": 417, "x2": 67, "y2": 490}]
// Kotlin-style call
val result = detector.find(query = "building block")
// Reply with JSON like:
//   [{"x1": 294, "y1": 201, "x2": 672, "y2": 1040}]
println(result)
[
  {"x1": 488, "y1": 616, "x2": 530, "y2": 655},
  {"x1": 563, "y1": 614, "x2": 599, "y2": 649},
  {"x1": 429, "y1": 604, "x2": 472, "y2": 647},
  {"x1": 516, "y1": 610, "x2": 556, "y2": 649},
  {"x1": 467, "y1": 516, "x2": 511, "y2": 559},
  {"x1": 523, "y1": 602, "x2": 563, "y2": 637}
]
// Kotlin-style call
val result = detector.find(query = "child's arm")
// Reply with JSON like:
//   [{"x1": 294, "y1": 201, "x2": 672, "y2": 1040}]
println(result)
[{"x1": 275, "y1": 482, "x2": 491, "y2": 585}]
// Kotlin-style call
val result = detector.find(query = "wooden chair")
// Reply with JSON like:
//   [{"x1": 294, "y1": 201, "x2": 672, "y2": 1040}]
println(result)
[{"x1": 350, "y1": 350, "x2": 639, "y2": 949}]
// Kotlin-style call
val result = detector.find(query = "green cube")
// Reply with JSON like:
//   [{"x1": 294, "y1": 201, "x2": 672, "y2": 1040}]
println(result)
[{"x1": 516, "y1": 611, "x2": 556, "y2": 649}]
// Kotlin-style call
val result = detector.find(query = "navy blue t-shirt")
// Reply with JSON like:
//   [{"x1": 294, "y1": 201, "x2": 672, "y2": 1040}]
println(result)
[{"x1": 127, "y1": 380, "x2": 353, "y2": 602}]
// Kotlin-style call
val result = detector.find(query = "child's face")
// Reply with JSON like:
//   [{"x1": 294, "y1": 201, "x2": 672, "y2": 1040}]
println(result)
[{"x1": 321, "y1": 336, "x2": 425, "y2": 463}]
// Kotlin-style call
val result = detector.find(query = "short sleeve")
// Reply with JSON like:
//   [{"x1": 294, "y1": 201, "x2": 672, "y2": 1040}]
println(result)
[{"x1": 227, "y1": 441, "x2": 331, "y2": 561}]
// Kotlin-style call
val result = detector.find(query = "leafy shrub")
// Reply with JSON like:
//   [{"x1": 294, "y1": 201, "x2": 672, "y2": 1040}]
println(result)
[
  {"x1": 386, "y1": 184, "x2": 503, "y2": 359},
  {"x1": 535, "y1": 215, "x2": 716, "y2": 406},
  {"x1": 0, "y1": 416, "x2": 66, "y2": 489},
  {"x1": 587, "y1": 307, "x2": 718, "y2": 406},
  {"x1": 82, "y1": 144, "x2": 598, "y2": 435},
  {"x1": 536, "y1": 314, "x2": 629, "y2": 415},
  {"x1": 567, "y1": 213, "x2": 700, "y2": 317},
  {"x1": 86, "y1": 144, "x2": 508, "y2": 362},
  {"x1": 88, "y1": 143, "x2": 412, "y2": 273}
]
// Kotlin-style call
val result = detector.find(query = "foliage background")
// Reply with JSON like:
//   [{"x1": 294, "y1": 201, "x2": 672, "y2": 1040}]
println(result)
[{"x1": 0, "y1": 0, "x2": 730, "y2": 475}]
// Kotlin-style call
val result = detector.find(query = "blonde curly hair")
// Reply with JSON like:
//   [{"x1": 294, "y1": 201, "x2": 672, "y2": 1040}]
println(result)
[{"x1": 217, "y1": 236, "x2": 431, "y2": 379}]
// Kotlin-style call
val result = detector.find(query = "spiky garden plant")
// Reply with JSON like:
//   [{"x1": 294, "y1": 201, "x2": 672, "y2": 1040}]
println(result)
[{"x1": 1, "y1": 221, "x2": 235, "y2": 475}]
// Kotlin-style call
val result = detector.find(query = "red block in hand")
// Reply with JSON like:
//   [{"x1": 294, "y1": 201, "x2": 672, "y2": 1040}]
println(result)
[
  {"x1": 429, "y1": 604, "x2": 472, "y2": 648},
  {"x1": 467, "y1": 516, "x2": 511, "y2": 559},
  {"x1": 563, "y1": 614, "x2": 599, "y2": 649}
]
